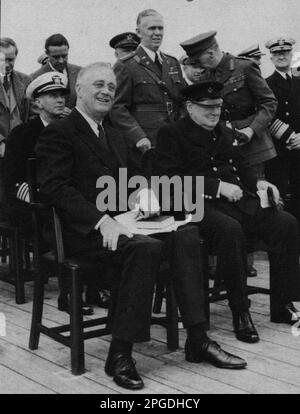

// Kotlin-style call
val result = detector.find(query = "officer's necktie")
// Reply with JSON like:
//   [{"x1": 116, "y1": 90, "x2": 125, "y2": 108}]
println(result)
[
  {"x1": 154, "y1": 52, "x2": 162, "y2": 73},
  {"x1": 3, "y1": 74, "x2": 10, "y2": 93},
  {"x1": 97, "y1": 124, "x2": 109, "y2": 151},
  {"x1": 286, "y1": 73, "x2": 292, "y2": 87}
]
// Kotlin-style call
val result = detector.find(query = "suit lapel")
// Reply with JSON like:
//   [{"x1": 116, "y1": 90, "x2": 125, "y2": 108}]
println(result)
[
  {"x1": 272, "y1": 71, "x2": 292, "y2": 94},
  {"x1": 12, "y1": 71, "x2": 25, "y2": 109},
  {"x1": 105, "y1": 123, "x2": 127, "y2": 168},
  {"x1": 72, "y1": 110, "x2": 115, "y2": 168},
  {"x1": 0, "y1": 82, "x2": 8, "y2": 110}
]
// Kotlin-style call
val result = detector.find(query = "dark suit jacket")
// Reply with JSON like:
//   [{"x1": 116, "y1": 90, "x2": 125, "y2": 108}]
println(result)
[
  {"x1": 3, "y1": 116, "x2": 44, "y2": 231},
  {"x1": 201, "y1": 53, "x2": 277, "y2": 167},
  {"x1": 155, "y1": 115, "x2": 259, "y2": 219},
  {"x1": 35, "y1": 109, "x2": 134, "y2": 254},
  {"x1": 30, "y1": 62, "x2": 81, "y2": 109},
  {"x1": 4, "y1": 116, "x2": 44, "y2": 201},
  {"x1": 0, "y1": 70, "x2": 30, "y2": 139},
  {"x1": 266, "y1": 71, "x2": 300, "y2": 156},
  {"x1": 111, "y1": 45, "x2": 185, "y2": 147}
]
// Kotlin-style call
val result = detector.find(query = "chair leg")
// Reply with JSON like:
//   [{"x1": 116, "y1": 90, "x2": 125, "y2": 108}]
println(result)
[
  {"x1": 69, "y1": 265, "x2": 85, "y2": 375},
  {"x1": 11, "y1": 230, "x2": 25, "y2": 304},
  {"x1": 1, "y1": 235, "x2": 8, "y2": 263},
  {"x1": 153, "y1": 278, "x2": 164, "y2": 314},
  {"x1": 165, "y1": 281, "x2": 179, "y2": 351},
  {"x1": 29, "y1": 263, "x2": 46, "y2": 350}
]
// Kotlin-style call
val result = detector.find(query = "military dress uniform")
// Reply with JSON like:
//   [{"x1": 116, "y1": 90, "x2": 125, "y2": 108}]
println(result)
[
  {"x1": 180, "y1": 32, "x2": 277, "y2": 186},
  {"x1": 111, "y1": 45, "x2": 186, "y2": 149},
  {"x1": 264, "y1": 37, "x2": 300, "y2": 229}
]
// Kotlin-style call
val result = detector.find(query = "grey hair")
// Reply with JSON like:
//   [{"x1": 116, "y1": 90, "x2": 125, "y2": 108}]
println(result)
[{"x1": 76, "y1": 62, "x2": 114, "y2": 85}]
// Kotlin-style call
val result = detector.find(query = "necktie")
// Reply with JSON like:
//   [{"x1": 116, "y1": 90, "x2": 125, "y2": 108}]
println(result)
[
  {"x1": 154, "y1": 53, "x2": 162, "y2": 73},
  {"x1": 3, "y1": 74, "x2": 10, "y2": 93},
  {"x1": 286, "y1": 73, "x2": 292, "y2": 87},
  {"x1": 97, "y1": 124, "x2": 109, "y2": 151}
]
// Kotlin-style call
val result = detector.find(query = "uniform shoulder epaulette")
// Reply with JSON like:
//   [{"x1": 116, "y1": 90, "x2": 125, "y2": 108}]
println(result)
[
  {"x1": 161, "y1": 52, "x2": 177, "y2": 61},
  {"x1": 119, "y1": 50, "x2": 137, "y2": 62},
  {"x1": 235, "y1": 55, "x2": 252, "y2": 61}
]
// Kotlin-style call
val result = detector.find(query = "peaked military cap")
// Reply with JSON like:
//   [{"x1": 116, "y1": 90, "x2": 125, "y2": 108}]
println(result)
[
  {"x1": 181, "y1": 80, "x2": 223, "y2": 102},
  {"x1": 109, "y1": 32, "x2": 140, "y2": 50},
  {"x1": 26, "y1": 71, "x2": 68, "y2": 99},
  {"x1": 180, "y1": 30, "x2": 217, "y2": 58},
  {"x1": 238, "y1": 44, "x2": 265, "y2": 58},
  {"x1": 265, "y1": 37, "x2": 296, "y2": 53}
]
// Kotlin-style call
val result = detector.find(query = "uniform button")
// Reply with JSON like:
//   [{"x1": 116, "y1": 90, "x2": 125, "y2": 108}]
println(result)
[
  {"x1": 285, "y1": 101, "x2": 289, "y2": 105},
  {"x1": 233, "y1": 88, "x2": 237, "y2": 92},
  {"x1": 233, "y1": 167, "x2": 237, "y2": 171},
  {"x1": 213, "y1": 167, "x2": 218, "y2": 172},
  {"x1": 211, "y1": 156, "x2": 214, "y2": 161},
  {"x1": 209, "y1": 196, "x2": 212, "y2": 199},
  {"x1": 229, "y1": 159, "x2": 233, "y2": 164},
  {"x1": 286, "y1": 112, "x2": 290, "y2": 116},
  {"x1": 237, "y1": 177, "x2": 241, "y2": 181}
]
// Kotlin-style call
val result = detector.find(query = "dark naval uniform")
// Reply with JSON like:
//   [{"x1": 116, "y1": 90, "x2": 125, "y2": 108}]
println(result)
[
  {"x1": 111, "y1": 45, "x2": 185, "y2": 148},
  {"x1": 155, "y1": 113, "x2": 300, "y2": 320},
  {"x1": 201, "y1": 53, "x2": 277, "y2": 170},
  {"x1": 265, "y1": 71, "x2": 300, "y2": 225}
]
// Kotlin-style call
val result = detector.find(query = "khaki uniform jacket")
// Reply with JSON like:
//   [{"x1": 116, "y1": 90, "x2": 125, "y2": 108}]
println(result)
[
  {"x1": 202, "y1": 53, "x2": 278, "y2": 167},
  {"x1": 111, "y1": 45, "x2": 185, "y2": 147}
]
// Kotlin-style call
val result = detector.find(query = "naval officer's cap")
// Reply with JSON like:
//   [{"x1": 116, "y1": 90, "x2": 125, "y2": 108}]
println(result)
[
  {"x1": 26, "y1": 71, "x2": 69, "y2": 100},
  {"x1": 238, "y1": 44, "x2": 265, "y2": 58},
  {"x1": 265, "y1": 37, "x2": 296, "y2": 53}
]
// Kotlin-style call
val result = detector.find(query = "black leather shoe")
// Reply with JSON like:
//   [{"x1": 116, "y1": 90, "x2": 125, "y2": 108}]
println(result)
[
  {"x1": 232, "y1": 311, "x2": 260, "y2": 343},
  {"x1": 86, "y1": 288, "x2": 111, "y2": 309},
  {"x1": 271, "y1": 303, "x2": 300, "y2": 325},
  {"x1": 185, "y1": 338, "x2": 247, "y2": 369},
  {"x1": 105, "y1": 351, "x2": 144, "y2": 390},
  {"x1": 57, "y1": 294, "x2": 94, "y2": 316},
  {"x1": 247, "y1": 265, "x2": 257, "y2": 277}
]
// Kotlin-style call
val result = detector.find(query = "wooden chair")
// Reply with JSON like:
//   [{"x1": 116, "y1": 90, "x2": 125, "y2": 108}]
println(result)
[
  {"x1": 27, "y1": 158, "x2": 110, "y2": 375},
  {"x1": 0, "y1": 219, "x2": 33, "y2": 304}
]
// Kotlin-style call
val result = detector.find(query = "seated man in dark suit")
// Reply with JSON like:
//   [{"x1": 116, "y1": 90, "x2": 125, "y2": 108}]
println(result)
[
  {"x1": 36, "y1": 63, "x2": 247, "y2": 391},
  {"x1": 155, "y1": 81, "x2": 300, "y2": 344}
]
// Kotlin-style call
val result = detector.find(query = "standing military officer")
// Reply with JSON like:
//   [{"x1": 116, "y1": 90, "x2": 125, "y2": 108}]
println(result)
[
  {"x1": 111, "y1": 9, "x2": 185, "y2": 154},
  {"x1": 264, "y1": 37, "x2": 300, "y2": 232},
  {"x1": 180, "y1": 31, "x2": 277, "y2": 185},
  {"x1": 238, "y1": 44, "x2": 265, "y2": 67}
]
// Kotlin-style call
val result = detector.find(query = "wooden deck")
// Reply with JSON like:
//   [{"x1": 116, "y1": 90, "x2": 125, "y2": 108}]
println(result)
[{"x1": 0, "y1": 252, "x2": 300, "y2": 394}]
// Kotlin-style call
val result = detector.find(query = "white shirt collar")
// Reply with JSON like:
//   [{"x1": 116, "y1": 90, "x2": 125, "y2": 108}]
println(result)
[
  {"x1": 76, "y1": 106, "x2": 102, "y2": 136},
  {"x1": 140, "y1": 44, "x2": 163, "y2": 63},
  {"x1": 40, "y1": 115, "x2": 49, "y2": 127},
  {"x1": 276, "y1": 69, "x2": 292, "y2": 79},
  {"x1": 49, "y1": 61, "x2": 68, "y2": 79}
]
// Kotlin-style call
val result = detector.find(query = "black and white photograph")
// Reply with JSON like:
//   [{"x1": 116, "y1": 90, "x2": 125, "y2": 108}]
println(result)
[{"x1": 0, "y1": 0, "x2": 300, "y2": 397}]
